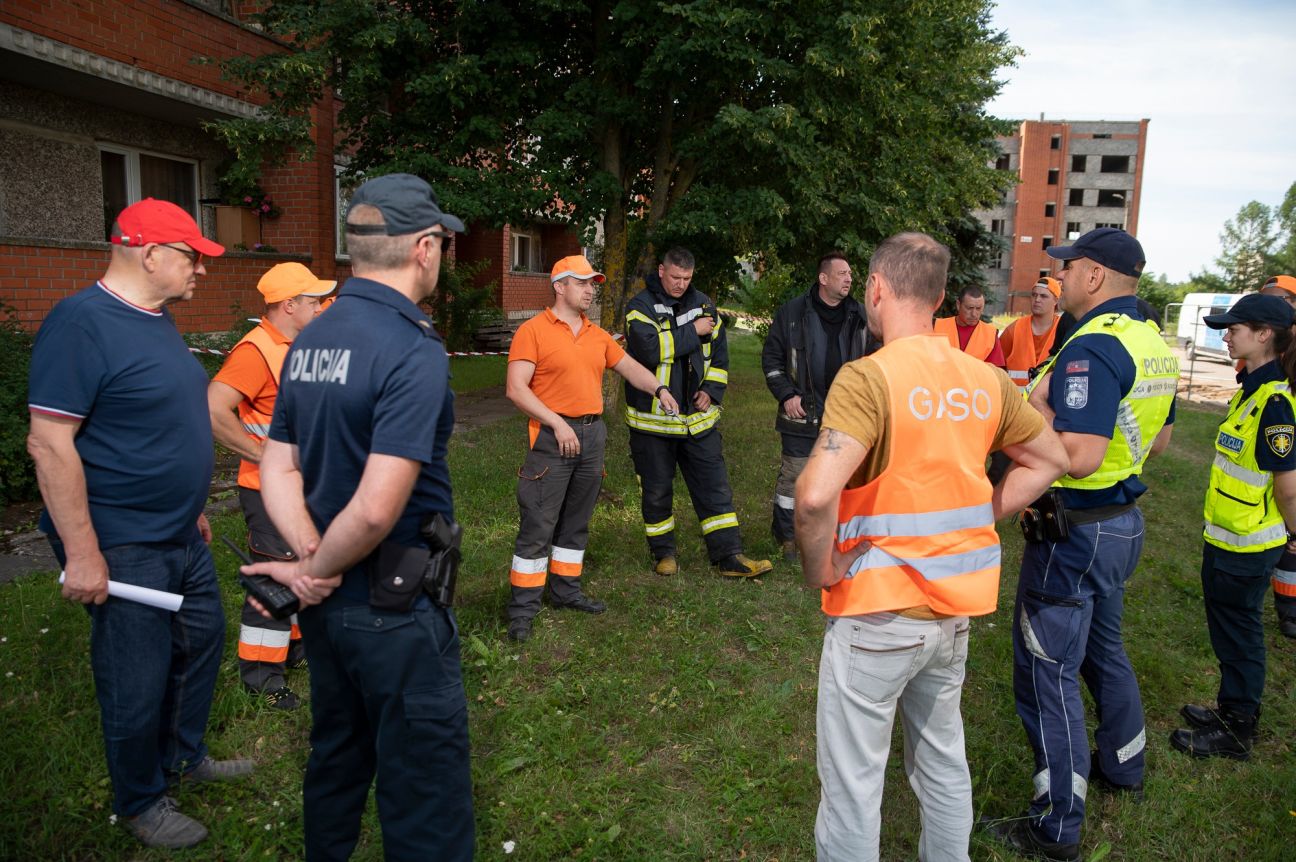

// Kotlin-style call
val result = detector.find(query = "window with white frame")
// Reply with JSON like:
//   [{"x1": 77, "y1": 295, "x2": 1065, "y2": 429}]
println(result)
[
  {"x1": 512, "y1": 228, "x2": 542, "y2": 272},
  {"x1": 98, "y1": 145, "x2": 199, "y2": 240}
]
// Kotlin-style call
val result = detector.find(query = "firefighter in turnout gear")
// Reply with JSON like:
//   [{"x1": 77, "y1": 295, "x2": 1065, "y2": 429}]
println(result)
[
  {"x1": 1171, "y1": 293, "x2": 1296, "y2": 761},
  {"x1": 624, "y1": 247, "x2": 771, "y2": 577},
  {"x1": 209, "y1": 262, "x2": 334, "y2": 709}
]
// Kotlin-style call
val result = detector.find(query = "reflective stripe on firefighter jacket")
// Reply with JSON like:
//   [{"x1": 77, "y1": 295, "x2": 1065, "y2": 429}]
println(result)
[
  {"x1": 1002, "y1": 314, "x2": 1060, "y2": 387},
  {"x1": 934, "y1": 316, "x2": 997, "y2": 362},
  {"x1": 233, "y1": 324, "x2": 289, "y2": 491},
  {"x1": 623, "y1": 292, "x2": 727, "y2": 437},
  {"x1": 1203, "y1": 379, "x2": 1295, "y2": 552},
  {"x1": 823, "y1": 335, "x2": 1004, "y2": 618},
  {"x1": 1026, "y1": 312, "x2": 1178, "y2": 491}
]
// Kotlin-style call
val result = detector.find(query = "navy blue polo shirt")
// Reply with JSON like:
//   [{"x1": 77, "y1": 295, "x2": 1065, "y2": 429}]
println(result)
[
  {"x1": 1050, "y1": 296, "x2": 1176, "y2": 509},
  {"x1": 28, "y1": 282, "x2": 213, "y2": 548},
  {"x1": 268, "y1": 277, "x2": 454, "y2": 599}
]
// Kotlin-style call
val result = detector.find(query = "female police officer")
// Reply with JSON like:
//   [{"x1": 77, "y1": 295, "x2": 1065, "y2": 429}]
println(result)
[{"x1": 1172, "y1": 293, "x2": 1296, "y2": 760}]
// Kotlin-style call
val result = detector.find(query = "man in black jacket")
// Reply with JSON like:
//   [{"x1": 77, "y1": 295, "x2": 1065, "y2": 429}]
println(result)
[
  {"x1": 761, "y1": 252, "x2": 875, "y2": 562},
  {"x1": 624, "y1": 247, "x2": 772, "y2": 578}
]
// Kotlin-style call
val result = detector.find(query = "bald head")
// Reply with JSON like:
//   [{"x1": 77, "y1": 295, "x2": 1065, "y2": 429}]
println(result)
[{"x1": 868, "y1": 232, "x2": 950, "y2": 308}]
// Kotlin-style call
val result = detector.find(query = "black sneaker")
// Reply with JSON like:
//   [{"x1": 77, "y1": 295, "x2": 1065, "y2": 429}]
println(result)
[
  {"x1": 263, "y1": 687, "x2": 299, "y2": 711},
  {"x1": 1088, "y1": 750, "x2": 1144, "y2": 801},
  {"x1": 980, "y1": 816, "x2": 1079, "y2": 862},
  {"x1": 508, "y1": 618, "x2": 533, "y2": 642},
  {"x1": 551, "y1": 595, "x2": 607, "y2": 614},
  {"x1": 1280, "y1": 617, "x2": 1296, "y2": 639}
]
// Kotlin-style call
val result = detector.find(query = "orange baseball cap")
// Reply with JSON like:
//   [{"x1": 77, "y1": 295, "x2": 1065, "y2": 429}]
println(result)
[
  {"x1": 110, "y1": 198, "x2": 225, "y2": 257},
  {"x1": 550, "y1": 255, "x2": 605, "y2": 284},
  {"x1": 1262, "y1": 274, "x2": 1296, "y2": 297},
  {"x1": 1036, "y1": 277, "x2": 1061, "y2": 298},
  {"x1": 257, "y1": 262, "x2": 337, "y2": 304}
]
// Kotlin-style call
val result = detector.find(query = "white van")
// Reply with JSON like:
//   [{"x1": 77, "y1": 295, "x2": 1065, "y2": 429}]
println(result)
[{"x1": 1176, "y1": 293, "x2": 1242, "y2": 362}]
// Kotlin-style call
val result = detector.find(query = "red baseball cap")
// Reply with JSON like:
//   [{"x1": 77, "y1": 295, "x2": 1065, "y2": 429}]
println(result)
[{"x1": 110, "y1": 199, "x2": 225, "y2": 257}]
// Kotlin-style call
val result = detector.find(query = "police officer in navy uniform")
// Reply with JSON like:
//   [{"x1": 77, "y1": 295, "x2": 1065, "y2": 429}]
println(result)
[
  {"x1": 243, "y1": 174, "x2": 473, "y2": 861},
  {"x1": 984, "y1": 229, "x2": 1177, "y2": 862},
  {"x1": 1171, "y1": 294, "x2": 1296, "y2": 760}
]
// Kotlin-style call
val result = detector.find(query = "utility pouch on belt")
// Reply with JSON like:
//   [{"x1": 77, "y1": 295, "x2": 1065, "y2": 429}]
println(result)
[
  {"x1": 1020, "y1": 489, "x2": 1070, "y2": 544},
  {"x1": 369, "y1": 542, "x2": 431, "y2": 613},
  {"x1": 420, "y1": 514, "x2": 463, "y2": 608}
]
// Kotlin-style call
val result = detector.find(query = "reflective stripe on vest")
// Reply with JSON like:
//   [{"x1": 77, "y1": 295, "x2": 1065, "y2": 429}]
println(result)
[
  {"x1": 1003, "y1": 315, "x2": 1060, "y2": 388},
  {"x1": 934, "y1": 317, "x2": 996, "y2": 362},
  {"x1": 1027, "y1": 313, "x2": 1177, "y2": 490},
  {"x1": 1203, "y1": 379, "x2": 1294, "y2": 553},
  {"x1": 231, "y1": 324, "x2": 290, "y2": 491},
  {"x1": 823, "y1": 334, "x2": 1003, "y2": 618}
]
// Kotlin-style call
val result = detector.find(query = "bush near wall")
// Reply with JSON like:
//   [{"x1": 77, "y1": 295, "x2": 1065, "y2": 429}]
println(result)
[{"x1": 0, "y1": 308, "x2": 36, "y2": 505}]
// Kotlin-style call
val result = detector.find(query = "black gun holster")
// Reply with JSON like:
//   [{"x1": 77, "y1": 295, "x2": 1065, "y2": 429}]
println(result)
[
  {"x1": 1019, "y1": 489, "x2": 1071, "y2": 544},
  {"x1": 367, "y1": 514, "x2": 463, "y2": 613}
]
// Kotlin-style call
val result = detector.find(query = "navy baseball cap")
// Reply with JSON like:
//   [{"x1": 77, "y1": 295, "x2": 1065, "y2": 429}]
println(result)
[
  {"x1": 1204, "y1": 294, "x2": 1295, "y2": 330},
  {"x1": 1046, "y1": 227, "x2": 1145, "y2": 277},
  {"x1": 345, "y1": 173, "x2": 465, "y2": 236}
]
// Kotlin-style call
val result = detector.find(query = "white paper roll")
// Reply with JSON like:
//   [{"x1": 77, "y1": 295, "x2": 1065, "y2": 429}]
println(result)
[{"x1": 58, "y1": 572, "x2": 184, "y2": 612}]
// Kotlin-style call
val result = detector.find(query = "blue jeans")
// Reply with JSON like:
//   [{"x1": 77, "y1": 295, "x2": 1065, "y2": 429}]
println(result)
[
  {"x1": 298, "y1": 597, "x2": 474, "y2": 862},
  {"x1": 52, "y1": 535, "x2": 225, "y2": 816},
  {"x1": 1011, "y1": 508, "x2": 1146, "y2": 846}
]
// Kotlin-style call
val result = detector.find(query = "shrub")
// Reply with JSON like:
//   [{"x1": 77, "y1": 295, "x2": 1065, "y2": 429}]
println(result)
[
  {"x1": 0, "y1": 307, "x2": 37, "y2": 505},
  {"x1": 423, "y1": 258, "x2": 502, "y2": 352}
]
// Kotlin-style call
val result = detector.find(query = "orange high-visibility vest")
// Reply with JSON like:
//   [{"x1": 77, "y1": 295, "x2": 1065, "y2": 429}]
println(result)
[
  {"x1": 233, "y1": 324, "x2": 289, "y2": 491},
  {"x1": 823, "y1": 334, "x2": 1004, "y2": 618},
  {"x1": 1002, "y1": 314, "x2": 1060, "y2": 387},
  {"x1": 934, "y1": 316, "x2": 997, "y2": 362}
]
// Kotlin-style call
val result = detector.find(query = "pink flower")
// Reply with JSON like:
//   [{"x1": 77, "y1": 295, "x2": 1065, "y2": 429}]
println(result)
[
  {"x1": 243, "y1": 196, "x2": 253, "y2": 204},
  {"x1": 261, "y1": 204, "x2": 271, "y2": 212}
]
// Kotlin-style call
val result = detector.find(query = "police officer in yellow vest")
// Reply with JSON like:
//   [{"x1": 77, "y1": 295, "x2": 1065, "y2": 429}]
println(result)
[
  {"x1": 796, "y1": 232, "x2": 1067, "y2": 861},
  {"x1": 1170, "y1": 293, "x2": 1296, "y2": 760},
  {"x1": 985, "y1": 229, "x2": 1177, "y2": 861},
  {"x1": 209, "y1": 262, "x2": 335, "y2": 708}
]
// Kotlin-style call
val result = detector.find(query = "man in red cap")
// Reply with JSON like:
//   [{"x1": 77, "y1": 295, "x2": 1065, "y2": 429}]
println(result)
[
  {"x1": 209, "y1": 263, "x2": 336, "y2": 706},
  {"x1": 27, "y1": 199, "x2": 251, "y2": 849},
  {"x1": 1257, "y1": 274, "x2": 1296, "y2": 637},
  {"x1": 505, "y1": 255, "x2": 678, "y2": 641}
]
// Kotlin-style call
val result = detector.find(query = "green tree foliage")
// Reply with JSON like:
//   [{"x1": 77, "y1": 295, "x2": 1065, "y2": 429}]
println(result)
[
  {"x1": 215, "y1": 0, "x2": 1016, "y2": 332},
  {"x1": 1215, "y1": 200, "x2": 1276, "y2": 291},
  {"x1": 1136, "y1": 272, "x2": 1188, "y2": 318}
]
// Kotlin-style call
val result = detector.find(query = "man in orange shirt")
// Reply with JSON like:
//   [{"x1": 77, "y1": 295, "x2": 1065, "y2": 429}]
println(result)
[
  {"x1": 208, "y1": 262, "x2": 335, "y2": 708},
  {"x1": 505, "y1": 255, "x2": 679, "y2": 642},
  {"x1": 934, "y1": 285, "x2": 1006, "y2": 367},
  {"x1": 1000, "y1": 277, "x2": 1062, "y2": 388},
  {"x1": 795, "y1": 233, "x2": 1066, "y2": 861}
]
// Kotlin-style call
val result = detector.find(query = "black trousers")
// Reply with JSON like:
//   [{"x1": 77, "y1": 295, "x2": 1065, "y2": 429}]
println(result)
[
  {"x1": 1201, "y1": 541, "x2": 1279, "y2": 716},
  {"x1": 628, "y1": 428, "x2": 742, "y2": 563}
]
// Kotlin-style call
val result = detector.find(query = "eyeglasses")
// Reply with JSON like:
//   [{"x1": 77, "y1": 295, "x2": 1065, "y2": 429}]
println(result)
[
  {"x1": 416, "y1": 229, "x2": 454, "y2": 253},
  {"x1": 160, "y1": 244, "x2": 203, "y2": 267}
]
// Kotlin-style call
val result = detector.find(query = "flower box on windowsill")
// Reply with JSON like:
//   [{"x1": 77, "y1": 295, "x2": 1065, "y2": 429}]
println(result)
[{"x1": 214, "y1": 205, "x2": 261, "y2": 248}]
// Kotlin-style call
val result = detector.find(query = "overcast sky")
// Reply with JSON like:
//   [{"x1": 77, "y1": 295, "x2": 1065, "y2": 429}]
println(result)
[{"x1": 986, "y1": 0, "x2": 1296, "y2": 281}]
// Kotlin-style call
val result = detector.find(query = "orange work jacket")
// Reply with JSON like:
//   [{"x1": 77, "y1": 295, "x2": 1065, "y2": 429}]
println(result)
[
  {"x1": 934, "y1": 316, "x2": 997, "y2": 362},
  {"x1": 233, "y1": 324, "x2": 289, "y2": 491},
  {"x1": 823, "y1": 335, "x2": 1004, "y2": 618},
  {"x1": 1002, "y1": 314, "x2": 1060, "y2": 387}
]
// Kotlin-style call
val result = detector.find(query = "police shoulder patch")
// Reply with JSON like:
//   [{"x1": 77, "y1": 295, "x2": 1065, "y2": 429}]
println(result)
[
  {"x1": 1063, "y1": 376, "x2": 1089, "y2": 409},
  {"x1": 1265, "y1": 424, "x2": 1295, "y2": 458}
]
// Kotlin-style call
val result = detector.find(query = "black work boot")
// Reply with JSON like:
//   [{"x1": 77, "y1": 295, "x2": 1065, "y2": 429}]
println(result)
[
  {"x1": 1179, "y1": 702, "x2": 1224, "y2": 730},
  {"x1": 1170, "y1": 705, "x2": 1258, "y2": 760}
]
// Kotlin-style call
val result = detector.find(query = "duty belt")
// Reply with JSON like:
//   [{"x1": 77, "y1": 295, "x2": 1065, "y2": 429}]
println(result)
[{"x1": 561, "y1": 414, "x2": 602, "y2": 425}]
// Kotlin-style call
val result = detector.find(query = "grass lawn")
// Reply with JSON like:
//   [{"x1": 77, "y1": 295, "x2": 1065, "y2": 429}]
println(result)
[{"x1": 1, "y1": 333, "x2": 1293, "y2": 861}]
